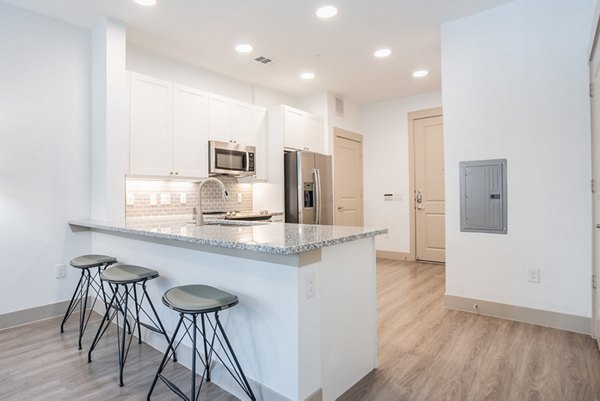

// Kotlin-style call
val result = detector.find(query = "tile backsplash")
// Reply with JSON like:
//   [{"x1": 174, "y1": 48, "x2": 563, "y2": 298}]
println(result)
[{"x1": 125, "y1": 177, "x2": 252, "y2": 219}]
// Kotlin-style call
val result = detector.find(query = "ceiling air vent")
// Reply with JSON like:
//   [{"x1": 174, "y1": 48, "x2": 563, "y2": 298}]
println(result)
[
  {"x1": 253, "y1": 55, "x2": 279, "y2": 66},
  {"x1": 335, "y1": 96, "x2": 345, "y2": 117},
  {"x1": 254, "y1": 55, "x2": 273, "y2": 64}
]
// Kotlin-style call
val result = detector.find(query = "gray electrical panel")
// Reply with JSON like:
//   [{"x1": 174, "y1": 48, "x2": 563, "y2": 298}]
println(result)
[{"x1": 459, "y1": 159, "x2": 507, "y2": 234}]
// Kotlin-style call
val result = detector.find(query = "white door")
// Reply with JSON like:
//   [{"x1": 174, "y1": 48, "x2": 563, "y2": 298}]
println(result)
[
  {"x1": 304, "y1": 114, "x2": 324, "y2": 153},
  {"x1": 414, "y1": 115, "x2": 445, "y2": 263},
  {"x1": 129, "y1": 73, "x2": 173, "y2": 176},
  {"x1": 591, "y1": 36, "x2": 600, "y2": 347},
  {"x1": 208, "y1": 94, "x2": 232, "y2": 142},
  {"x1": 283, "y1": 106, "x2": 304, "y2": 150},
  {"x1": 173, "y1": 85, "x2": 208, "y2": 178},
  {"x1": 334, "y1": 128, "x2": 364, "y2": 226}
]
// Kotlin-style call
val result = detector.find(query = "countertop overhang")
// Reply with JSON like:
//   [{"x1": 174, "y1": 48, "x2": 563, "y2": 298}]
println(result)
[{"x1": 69, "y1": 218, "x2": 388, "y2": 255}]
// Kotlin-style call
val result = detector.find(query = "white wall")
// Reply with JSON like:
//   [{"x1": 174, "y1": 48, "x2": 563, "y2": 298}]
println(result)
[
  {"x1": 0, "y1": 3, "x2": 92, "y2": 314},
  {"x1": 442, "y1": 0, "x2": 593, "y2": 317},
  {"x1": 361, "y1": 92, "x2": 442, "y2": 252}
]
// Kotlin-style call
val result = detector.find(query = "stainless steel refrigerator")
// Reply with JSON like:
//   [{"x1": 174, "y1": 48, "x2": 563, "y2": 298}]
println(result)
[{"x1": 284, "y1": 151, "x2": 333, "y2": 225}]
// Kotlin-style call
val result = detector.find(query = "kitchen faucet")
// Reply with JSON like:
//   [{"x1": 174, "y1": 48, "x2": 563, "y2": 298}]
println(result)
[{"x1": 196, "y1": 177, "x2": 229, "y2": 226}]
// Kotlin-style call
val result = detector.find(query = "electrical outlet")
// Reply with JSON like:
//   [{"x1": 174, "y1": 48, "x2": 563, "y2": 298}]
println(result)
[
  {"x1": 237, "y1": 193, "x2": 243, "y2": 203},
  {"x1": 55, "y1": 264, "x2": 66, "y2": 279},
  {"x1": 305, "y1": 271, "x2": 317, "y2": 299},
  {"x1": 528, "y1": 268, "x2": 540, "y2": 283},
  {"x1": 160, "y1": 193, "x2": 171, "y2": 205},
  {"x1": 126, "y1": 193, "x2": 135, "y2": 206},
  {"x1": 180, "y1": 193, "x2": 187, "y2": 204},
  {"x1": 150, "y1": 193, "x2": 158, "y2": 205}
]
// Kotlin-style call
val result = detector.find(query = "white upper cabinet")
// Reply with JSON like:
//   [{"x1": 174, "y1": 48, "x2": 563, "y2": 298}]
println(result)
[
  {"x1": 173, "y1": 84, "x2": 209, "y2": 178},
  {"x1": 252, "y1": 105, "x2": 268, "y2": 181},
  {"x1": 208, "y1": 94, "x2": 232, "y2": 143},
  {"x1": 208, "y1": 94, "x2": 253, "y2": 145},
  {"x1": 129, "y1": 72, "x2": 266, "y2": 179},
  {"x1": 130, "y1": 73, "x2": 173, "y2": 176},
  {"x1": 283, "y1": 106, "x2": 304, "y2": 150},
  {"x1": 303, "y1": 114, "x2": 324, "y2": 154},
  {"x1": 130, "y1": 72, "x2": 209, "y2": 178},
  {"x1": 231, "y1": 101, "x2": 253, "y2": 145},
  {"x1": 282, "y1": 105, "x2": 325, "y2": 153}
]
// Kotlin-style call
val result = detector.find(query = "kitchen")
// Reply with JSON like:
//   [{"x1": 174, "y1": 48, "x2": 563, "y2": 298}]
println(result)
[{"x1": 2, "y1": 0, "x2": 600, "y2": 400}]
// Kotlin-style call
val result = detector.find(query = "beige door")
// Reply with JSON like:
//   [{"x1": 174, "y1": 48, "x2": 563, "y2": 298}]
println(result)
[
  {"x1": 591, "y1": 35, "x2": 600, "y2": 347},
  {"x1": 334, "y1": 128, "x2": 364, "y2": 226},
  {"x1": 414, "y1": 115, "x2": 445, "y2": 262}
]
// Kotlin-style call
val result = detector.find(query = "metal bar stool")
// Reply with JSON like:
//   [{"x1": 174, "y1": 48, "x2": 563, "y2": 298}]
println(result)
[
  {"x1": 87, "y1": 264, "x2": 176, "y2": 387},
  {"x1": 60, "y1": 254, "x2": 117, "y2": 350},
  {"x1": 147, "y1": 285, "x2": 256, "y2": 401}
]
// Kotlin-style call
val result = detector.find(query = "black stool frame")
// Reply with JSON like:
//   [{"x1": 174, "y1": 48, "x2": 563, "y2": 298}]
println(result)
[
  {"x1": 147, "y1": 309, "x2": 256, "y2": 401},
  {"x1": 60, "y1": 260, "x2": 116, "y2": 350},
  {"x1": 88, "y1": 279, "x2": 176, "y2": 387}
]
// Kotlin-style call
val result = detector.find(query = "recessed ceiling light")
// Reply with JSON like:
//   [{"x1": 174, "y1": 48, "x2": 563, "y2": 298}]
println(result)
[
  {"x1": 235, "y1": 44, "x2": 253, "y2": 53},
  {"x1": 316, "y1": 5, "x2": 338, "y2": 18},
  {"x1": 300, "y1": 72, "x2": 315, "y2": 80},
  {"x1": 374, "y1": 48, "x2": 392, "y2": 58},
  {"x1": 412, "y1": 70, "x2": 429, "y2": 78},
  {"x1": 134, "y1": 0, "x2": 157, "y2": 6}
]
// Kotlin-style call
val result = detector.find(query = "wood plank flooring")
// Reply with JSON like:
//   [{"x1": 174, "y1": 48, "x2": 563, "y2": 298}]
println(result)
[
  {"x1": 339, "y1": 259, "x2": 600, "y2": 401},
  {"x1": 0, "y1": 313, "x2": 238, "y2": 401},
  {"x1": 2, "y1": 259, "x2": 600, "y2": 400}
]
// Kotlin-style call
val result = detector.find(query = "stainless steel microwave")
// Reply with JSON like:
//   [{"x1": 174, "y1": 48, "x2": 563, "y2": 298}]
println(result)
[{"x1": 209, "y1": 140, "x2": 256, "y2": 177}]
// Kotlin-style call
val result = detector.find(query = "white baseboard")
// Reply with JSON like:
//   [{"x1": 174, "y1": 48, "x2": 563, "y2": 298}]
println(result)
[{"x1": 444, "y1": 294, "x2": 591, "y2": 335}]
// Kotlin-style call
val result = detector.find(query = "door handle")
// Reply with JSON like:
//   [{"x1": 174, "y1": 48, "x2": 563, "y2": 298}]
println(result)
[
  {"x1": 416, "y1": 191, "x2": 423, "y2": 204},
  {"x1": 337, "y1": 207, "x2": 344, "y2": 211},
  {"x1": 417, "y1": 205, "x2": 425, "y2": 211}
]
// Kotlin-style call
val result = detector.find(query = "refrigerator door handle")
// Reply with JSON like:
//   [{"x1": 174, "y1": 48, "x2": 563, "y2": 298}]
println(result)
[{"x1": 313, "y1": 168, "x2": 321, "y2": 225}]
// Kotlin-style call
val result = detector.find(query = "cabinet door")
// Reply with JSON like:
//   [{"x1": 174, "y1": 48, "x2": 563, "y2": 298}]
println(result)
[
  {"x1": 208, "y1": 94, "x2": 232, "y2": 142},
  {"x1": 130, "y1": 73, "x2": 173, "y2": 176},
  {"x1": 303, "y1": 114, "x2": 324, "y2": 153},
  {"x1": 231, "y1": 101, "x2": 253, "y2": 145},
  {"x1": 252, "y1": 105, "x2": 268, "y2": 180},
  {"x1": 283, "y1": 106, "x2": 304, "y2": 150},
  {"x1": 173, "y1": 85, "x2": 209, "y2": 178}
]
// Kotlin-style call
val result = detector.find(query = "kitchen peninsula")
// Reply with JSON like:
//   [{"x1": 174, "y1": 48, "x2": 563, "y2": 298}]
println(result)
[{"x1": 69, "y1": 218, "x2": 387, "y2": 401}]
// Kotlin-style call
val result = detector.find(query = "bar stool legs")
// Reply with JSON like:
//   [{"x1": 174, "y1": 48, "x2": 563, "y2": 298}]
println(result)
[
  {"x1": 88, "y1": 277, "x2": 176, "y2": 387},
  {"x1": 148, "y1": 284, "x2": 255, "y2": 400},
  {"x1": 60, "y1": 256, "x2": 116, "y2": 350}
]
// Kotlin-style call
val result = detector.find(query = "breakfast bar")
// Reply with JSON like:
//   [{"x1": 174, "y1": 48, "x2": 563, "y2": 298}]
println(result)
[{"x1": 69, "y1": 219, "x2": 387, "y2": 401}]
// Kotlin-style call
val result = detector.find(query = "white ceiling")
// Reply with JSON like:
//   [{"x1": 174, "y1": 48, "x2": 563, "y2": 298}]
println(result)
[{"x1": 3, "y1": 0, "x2": 514, "y2": 104}]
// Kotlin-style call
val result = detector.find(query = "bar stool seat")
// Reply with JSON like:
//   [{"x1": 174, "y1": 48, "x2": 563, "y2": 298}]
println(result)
[
  {"x1": 101, "y1": 264, "x2": 159, "y2": 283},
  {"x1": 148, "y1": 284, "x2": 255, "y2": 401},
  {"x1": 60, "y1": 254, "x2": 117, "y2": 350},
  {"x1": 162, "y1": 285, "x2": 238, "y2": 314},
  {"x1": 88, "y1": 264, "x2": 175, "y2": 387},
  {"x1": 70, "y1": 254, "x2": 117, "y2": 269}
]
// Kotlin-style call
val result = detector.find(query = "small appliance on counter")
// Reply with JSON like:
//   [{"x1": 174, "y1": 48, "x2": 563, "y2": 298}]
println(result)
[
  {"x1": 284, "y1": 150, "x2": 333, "y2": 225},
  {"x1": 209, "y1": 140, "x2": 256, "y2": 177}
]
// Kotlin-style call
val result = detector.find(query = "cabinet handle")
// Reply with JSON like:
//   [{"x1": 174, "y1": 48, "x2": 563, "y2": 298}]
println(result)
[
  {"x1": 175, "y1": 172, "x2": 179, "y2": 175},
  {"x1": 169, "y1": 172, "x2": 173, "y2": 175}
]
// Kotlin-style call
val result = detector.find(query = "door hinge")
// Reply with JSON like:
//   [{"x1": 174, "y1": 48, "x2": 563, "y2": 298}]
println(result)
[
  {"x1": 593, "y1": 178, "x2": 596, "y2": 194},
  {"x1": 591, "y1": 83, "x2": 594, "y2": 98},
  {"x1": 593, "y1": 274, "x2": 597, "y2": 289}
]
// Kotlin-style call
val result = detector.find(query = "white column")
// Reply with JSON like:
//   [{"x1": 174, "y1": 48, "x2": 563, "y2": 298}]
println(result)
[{"x1": 91, "y1": 18, "x2": 127, "y2": 221}]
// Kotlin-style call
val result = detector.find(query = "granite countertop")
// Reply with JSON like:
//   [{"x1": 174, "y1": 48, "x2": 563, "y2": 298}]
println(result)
[{"x1": 69, "y1": 217, "x2": 388, "y2": 255}]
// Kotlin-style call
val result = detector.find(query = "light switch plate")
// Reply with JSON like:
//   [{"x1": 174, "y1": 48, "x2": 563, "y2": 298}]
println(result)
[
  {"x1": 237, "y1": 193, "x2": 243, "y2": 203},
  {"x1": 150, "y1": 194, "x2": 158, "y2": 205},
  {"x1": 126, "y1": 193, "x2": 135, "y2": 206},
  {"x1": 161, "y1": 193, "x2": 171, "y2": 205},
  {"x1": 180, "y1": 193, "x2": 187, "y2": 204}
]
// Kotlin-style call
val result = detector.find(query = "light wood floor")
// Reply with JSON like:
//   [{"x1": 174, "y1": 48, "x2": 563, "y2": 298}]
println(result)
[
  {"x1": 2, "y1": 259, "x2": 600, "y2": 401},
  {"x1": 339, "y1": 259, "x2": 600, "y2": 401}
]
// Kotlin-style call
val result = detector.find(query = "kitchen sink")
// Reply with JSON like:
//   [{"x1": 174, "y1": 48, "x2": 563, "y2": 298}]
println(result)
[{"x1": 205, "y1": 221, "x2": 269, "y2": 227}]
